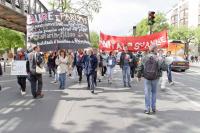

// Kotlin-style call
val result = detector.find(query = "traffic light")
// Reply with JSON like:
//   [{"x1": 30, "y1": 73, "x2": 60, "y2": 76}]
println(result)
[{"x1": 148, "y1": 11, "x2": 155, "y2": 25}]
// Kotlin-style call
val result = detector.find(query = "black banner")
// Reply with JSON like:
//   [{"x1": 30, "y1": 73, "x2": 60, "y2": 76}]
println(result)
[{"x1": 27, "y1": 11, "x2": 90, "y2": 51}]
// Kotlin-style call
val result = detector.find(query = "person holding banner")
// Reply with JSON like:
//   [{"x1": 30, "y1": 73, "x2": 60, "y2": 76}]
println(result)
[
  {"x1": 120, "y1": 46, "x2": 132, "y2": 87},
  {"x1": 28, "y1": 45, "x2": 44, "y2": 99},
  {"x1": 15, "y1": 48, "x2": 28, "y2": 96},
  {"x1": 107, "y1": 51, "x2": 117, "y2": 84},
  {"x1": 56, "y1": 50, "x2": 68, "y2": 89}
]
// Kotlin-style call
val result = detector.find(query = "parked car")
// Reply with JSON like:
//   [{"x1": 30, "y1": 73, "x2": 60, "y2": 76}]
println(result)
[{"x1": 170, "y1": 56, "x2": 189, "y2": 72}]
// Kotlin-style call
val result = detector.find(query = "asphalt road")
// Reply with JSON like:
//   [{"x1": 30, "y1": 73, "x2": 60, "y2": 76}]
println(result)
[{"x1": 0, "y1": 65, "x2": 200, "y2": 133}]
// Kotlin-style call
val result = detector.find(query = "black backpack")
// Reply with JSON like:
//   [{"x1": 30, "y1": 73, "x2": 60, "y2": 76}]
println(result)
[{"x1": 143, "y1": 56, "x2": 158, "y2": 80}]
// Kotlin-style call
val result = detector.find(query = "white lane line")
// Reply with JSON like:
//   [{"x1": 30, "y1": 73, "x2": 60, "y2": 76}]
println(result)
[
  {"x1": 0, "y1": 87, "x2": 12, "y2": 92},
  {"x1": 0, "y1": 79, "x2": 16, "y2": 83},
  {"x1": 166, "y1": 87, "x2": 200, "y2": 110}
]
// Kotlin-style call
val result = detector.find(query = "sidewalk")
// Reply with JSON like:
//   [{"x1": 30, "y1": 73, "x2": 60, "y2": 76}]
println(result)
[{"x1": 190, "y1": 62, "x2": 200, "y2": 68}]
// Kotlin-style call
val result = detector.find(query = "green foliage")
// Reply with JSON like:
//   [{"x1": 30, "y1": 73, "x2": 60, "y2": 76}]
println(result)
[
  {"x1": 0, "y1": 28, "x2": 25, "y2": 50},
  {"x1": 169, "y1": 26, "x2": 194, "y2": 41},
  {"x1": 90, "y1": 31, "x2": 99, "y2": 48},
  {"x1": 169, "y1": 26, "x2": 195, "y2": 55},
  {"x1": 49, "y1": 0, "x2": 101, "y2": 20},
  {"x1": 136, "y1": 12, "x2": 169, "y2": 36},
  {"x1": 136, "y1": 18, "x2": 149, "y2": 36},
  {"x1": 194, "y1": 27, "x2": 200, "y2": 55},
  {"x1": 194, "y1": 27, "x2": 200, "y2": 45}
]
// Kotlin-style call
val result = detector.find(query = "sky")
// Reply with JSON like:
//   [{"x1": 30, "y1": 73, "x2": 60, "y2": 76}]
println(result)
[{"x1": 41, "y1": 0, "x2": 178, "y2": 35}]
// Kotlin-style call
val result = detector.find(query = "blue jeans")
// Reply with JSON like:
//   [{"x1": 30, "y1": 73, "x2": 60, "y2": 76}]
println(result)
[
  {"x1": 122, "y1": 66, "x2": 131, "y2": 85},
  {"x1": 59, "y1": 73, "x2": 66, "y2": 89},
  {"x1": 167, "y1": 64, "x2": 172, "y2": 83},
  {"x1": 144, "y1": 79, "x2": 159, "y2": 111}
]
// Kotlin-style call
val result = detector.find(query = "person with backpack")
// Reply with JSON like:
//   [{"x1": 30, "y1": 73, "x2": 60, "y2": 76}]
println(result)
[
  {"x1": 107, "y1": 51, "x2": 116, "y2": 84},
  {"x1": 137, "y1": 45, "x2": 167, "y2": 114},
  {"x1": 74, "y1": 49, "x2": 84, "y2": 83},
  {"x1": 120, "y1": 46, "x2": 132, "y2": 87},
  {"x1": 28, "y1": 44, "x2": 44, "y2": 99}
]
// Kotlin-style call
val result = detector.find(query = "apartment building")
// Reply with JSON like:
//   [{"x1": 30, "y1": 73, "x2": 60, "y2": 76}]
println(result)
[
  {"x1": 167, "y1": 0, "x2": 199, "y2": 27},
  {"x1": 167, "y1": 0, "x2": 200, "y2": 55}
]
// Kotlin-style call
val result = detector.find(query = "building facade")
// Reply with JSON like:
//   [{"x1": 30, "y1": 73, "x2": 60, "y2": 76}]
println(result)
[
  {"x1": 167, "y1": 0, "x2": 200, "y2": 55},
  {"x1": 167, "y1": 0, "x2": 200, "y2": 27}
]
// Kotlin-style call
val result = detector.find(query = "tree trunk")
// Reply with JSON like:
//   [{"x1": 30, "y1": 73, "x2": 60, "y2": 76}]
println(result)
[
  {"x1": 198, "y1": 44, "x2": 200, "y2": 56},
  {"x1": 184, "y1": 43, "x2": 189, "y2": 55}
]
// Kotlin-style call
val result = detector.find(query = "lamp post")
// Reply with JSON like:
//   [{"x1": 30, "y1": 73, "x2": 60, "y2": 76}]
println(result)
[{"x1": 133, "y1": 26, "x2": 136, "y2": 36}]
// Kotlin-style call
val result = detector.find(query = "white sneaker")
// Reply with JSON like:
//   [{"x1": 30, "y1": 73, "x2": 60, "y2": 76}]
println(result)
[{"x1": 21, "y1": 90, "x2": 26, "y2": 96}]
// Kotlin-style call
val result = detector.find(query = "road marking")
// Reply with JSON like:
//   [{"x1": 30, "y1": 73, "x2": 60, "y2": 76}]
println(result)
[
  {"x1": 166, "y1": 87, "x2": 200, "y2": 110},
  {"x1": 0, "y1": 79, "x2": 16, "y2": 83},
  {"x1": 0, "y1": 87, "x2": 12, "y2": 92}
]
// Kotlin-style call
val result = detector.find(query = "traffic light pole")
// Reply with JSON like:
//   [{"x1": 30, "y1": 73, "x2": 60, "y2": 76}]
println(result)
[
  {"x1": 150, "y1": 25, "x2": 153, "y2": 35},
  {"x1": 133, "y1": 26, "x2": 136, "y2": 36}
]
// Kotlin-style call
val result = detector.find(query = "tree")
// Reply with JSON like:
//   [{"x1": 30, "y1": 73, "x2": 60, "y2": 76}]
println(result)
[
  {"x1": 0, "y1": 28, "x2": 25, "y2": 50},
  {"x1": 169, "y1": 26, "x2": 195, "y2": 55},
  {"x1": 194, "y1": 27, "x2": 200, "y2": 55},
  {"x1": 49, "y1": 0, "x2": 101, "y2": 20},
  {"x1": 90, "y1": 31, "x2": 99, "y2": 48},
  {"x1": 136, "y1": 12, "x2": 169, "y2": 36}
]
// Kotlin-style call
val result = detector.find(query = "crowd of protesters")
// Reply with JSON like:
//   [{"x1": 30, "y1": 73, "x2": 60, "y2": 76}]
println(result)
[{"x1": 0, "y1": 44, "x2": 179, "y2": 115}]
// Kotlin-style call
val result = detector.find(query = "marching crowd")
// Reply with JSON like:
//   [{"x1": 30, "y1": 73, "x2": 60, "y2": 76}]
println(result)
[{"x1": 0, "y1": 44, "x2": 176, "y2": 115}]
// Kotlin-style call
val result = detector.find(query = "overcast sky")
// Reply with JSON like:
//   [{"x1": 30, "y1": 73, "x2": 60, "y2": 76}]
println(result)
[{"x1": 42, "y1": 0, "x2": 178, "y2": 35}]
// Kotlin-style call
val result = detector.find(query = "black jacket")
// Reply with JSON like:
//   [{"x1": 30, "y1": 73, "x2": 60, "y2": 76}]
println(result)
[
  {"x1": 120, "y1": 52, "x2": 137, "y2": 68},
  {"x1": 0, "y1": 63, "x2": 2, "y2": 76}
]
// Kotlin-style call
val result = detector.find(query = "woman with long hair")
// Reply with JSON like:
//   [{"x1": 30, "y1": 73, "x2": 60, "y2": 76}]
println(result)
[{"x1": 56, "y1": 50, "x2": 68, "y2": 89}]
